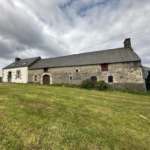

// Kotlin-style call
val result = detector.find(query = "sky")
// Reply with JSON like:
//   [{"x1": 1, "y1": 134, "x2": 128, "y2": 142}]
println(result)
[{"x1": 0, "y1": 0, "x2": 150, "y2": 76}]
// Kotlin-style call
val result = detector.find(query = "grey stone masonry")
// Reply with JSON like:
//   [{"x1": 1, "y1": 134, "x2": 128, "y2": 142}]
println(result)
[{"x1": 28, "y1": 61, "x2": 146, "y2": 91}]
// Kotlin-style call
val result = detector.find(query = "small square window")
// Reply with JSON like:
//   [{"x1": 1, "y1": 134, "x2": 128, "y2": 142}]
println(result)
[
  {"x1": 44, "y1": 68, "x2": 48, "y2": 72},
  {"x1": 76, "y1": 69, "x2": 78, "y2": 73},
  {"x1": 101, "y1": 64, "x2": 108, "y2": 71},
  {"x1": 70, "y1": 76, "x2": 72, "y2": 80},
  {"x1": 108, "y1": 76, "x2": 113, "y2": 83}
]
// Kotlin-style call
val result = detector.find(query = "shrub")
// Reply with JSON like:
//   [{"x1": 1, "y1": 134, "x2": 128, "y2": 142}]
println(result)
[
  {"x1": 0, "y1": 77, "x2": 2, "y2": 82},
  {"x1": 80, "y1": 79, "x2": 93, "y2": 89},
  {"x1": 95, "y1": 80, "x2": 108, "y2": 91}
]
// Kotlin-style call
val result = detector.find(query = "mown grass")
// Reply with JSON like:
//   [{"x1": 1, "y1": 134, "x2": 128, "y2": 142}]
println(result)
[
  {"x1": 48, "y1": 83, "x2": 150, "y2": 95},
  {"x1": 0, "y1": 84, "x2": 150, "y2": 150}
]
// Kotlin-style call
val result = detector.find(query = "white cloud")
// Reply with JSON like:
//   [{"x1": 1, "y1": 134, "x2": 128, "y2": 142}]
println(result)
[{"x1": 0, "y1": 0, "x2": 150, "y2": 77}]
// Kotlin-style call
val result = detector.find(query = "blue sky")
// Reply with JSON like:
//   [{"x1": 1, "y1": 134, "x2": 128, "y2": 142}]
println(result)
[{"x1": 0, "y1": 0, "x2": 150, "y2": 76}]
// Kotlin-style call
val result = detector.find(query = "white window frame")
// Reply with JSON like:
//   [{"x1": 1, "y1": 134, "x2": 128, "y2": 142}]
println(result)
[
  {"x1": 34, "y1": 75, "x2": 37, "y2": 81},
  {"x1": 17, "y1": 71, "x2": 20, "y2": 79}
]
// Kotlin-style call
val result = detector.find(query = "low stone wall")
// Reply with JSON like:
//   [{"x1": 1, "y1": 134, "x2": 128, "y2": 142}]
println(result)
[{"x1": 108, "y1": 83, "x2": 146, "y2": 92}]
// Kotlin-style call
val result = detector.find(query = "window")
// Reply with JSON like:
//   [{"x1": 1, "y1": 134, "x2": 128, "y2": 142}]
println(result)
[
  {"x1": 34, "y1": 75, "x2": 37, "y2": 81},
  {"x1": 108, "y1": 76, "x2": 113, "y2": 83},
  {"x1": 101, "y1": 64, "x2": 108, "y2": 71},
  {"x1": 44, "y1": 68, "x2": 48, "y2": 72},
  {"x1": 76, "y1": 69, "x2": 78, "y2": 73},
  {"x1": 70, "y1": 76, "x2": 72, "y2": 80},
  {"x1": 17, "y1": 71, "x2": 20, "y2": 78},
  {"x1": 91, "y1": 76, "x2": 97, "y2": 81}
]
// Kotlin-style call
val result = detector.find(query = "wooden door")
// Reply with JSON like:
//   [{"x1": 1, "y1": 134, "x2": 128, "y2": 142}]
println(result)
[
  {"x1": 43, "y1": 75, "x2": 50, "y2": 85},
  {"x1": 91, "y1": 76, "x2": 97, "y2": 88}
]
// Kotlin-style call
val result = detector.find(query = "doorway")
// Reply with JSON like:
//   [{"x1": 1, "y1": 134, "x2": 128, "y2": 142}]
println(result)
[
  {"x1": 91, "y1": 76, "x2": 97, "y2": 88},
  {"x1": 8, "y1": 72, "x2": 11, "y2": 82},
  {"x1": 146, "y1": 71, "x2": 150, "y2": 90},
  {"x1": 43, "y1": 75, "x2": 50, "y2": 85}
]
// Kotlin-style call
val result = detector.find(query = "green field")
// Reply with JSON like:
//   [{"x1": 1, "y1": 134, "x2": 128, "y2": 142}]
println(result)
[{"x1": 0, "y1": 84, "x2": 150, "y2": 150}]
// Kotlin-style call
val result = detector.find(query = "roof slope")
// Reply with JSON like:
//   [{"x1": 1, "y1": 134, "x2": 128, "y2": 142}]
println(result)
[
  {"x1": 142, "y1": 66, "x2": 150, "y2": 71},
  {"x1": 3, "y1": 57, "x2": 41, "y2": 69},
  {"x1": 29, "y1": 48, "x2": 141, "y2": 70},
  {"x1": 142, "y1": 66, "x2": 150, "y2": 79}
]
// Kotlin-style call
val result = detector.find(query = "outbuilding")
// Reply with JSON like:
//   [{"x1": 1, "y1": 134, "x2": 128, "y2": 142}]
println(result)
[{"x1": 142, "y1": 66, "x2": 150, "y2": 90}]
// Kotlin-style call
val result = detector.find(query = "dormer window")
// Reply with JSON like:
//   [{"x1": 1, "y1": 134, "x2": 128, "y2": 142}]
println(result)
[
  {"x1": 22, "y1": 62, "x2": 28, "y2": 66},
  {"x1": 44, "y1": 68, "x2": 48, "y2": 72}
]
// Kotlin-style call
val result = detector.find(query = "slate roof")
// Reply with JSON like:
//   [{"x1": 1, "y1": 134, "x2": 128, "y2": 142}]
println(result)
[
  {"x1": 142, "y1": 66, "x2": 150, "y2": 79},
  {"x1": 29, "y1": 48, "x2": 141, "y2": 70},
  {"x1": 142, "y1": 66, "x2": 150, "y2": 71},
  {"x1": 3, "y1": 57, "x2": 41, "y2": 69}
]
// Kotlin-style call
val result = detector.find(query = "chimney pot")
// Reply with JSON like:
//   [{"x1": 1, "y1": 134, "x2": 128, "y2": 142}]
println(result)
[
  {"x1": 124, "y1": 38, "x2": 132, "y2": 49},
  {"x1": 15, "y1": 58, "x2": 21, "y2": 62}
]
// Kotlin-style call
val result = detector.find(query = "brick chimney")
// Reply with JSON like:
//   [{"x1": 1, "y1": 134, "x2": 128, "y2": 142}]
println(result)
[
  {"x1": 15, "y1": 58, "x2": 21, "y2": 62},
  {"x1": 124, "y1": 38, "x2": 132, "y2": 50}
]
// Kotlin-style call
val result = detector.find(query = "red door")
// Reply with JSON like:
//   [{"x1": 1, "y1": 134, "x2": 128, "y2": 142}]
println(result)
[
  {"x1": 43, "y1": 75, "x2": 50, "y2": 85},
  {"x1": 91, "y1": 76, "x2": 97, "y2": 88}
]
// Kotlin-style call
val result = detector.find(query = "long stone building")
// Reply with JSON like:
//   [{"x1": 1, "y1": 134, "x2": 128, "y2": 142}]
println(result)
[
  {"x1": 28, "y1": 38, "x2": 148, "y2": 91},
  {"x1": 2, "y1": 38, "x2": 150, "y2": 91}
]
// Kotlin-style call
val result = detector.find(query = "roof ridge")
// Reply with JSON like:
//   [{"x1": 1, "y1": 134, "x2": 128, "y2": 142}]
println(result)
[
  {"x1": 42, "y1": 47, "x2": 124, "y2": 60},
  {"x1": 20, "y1": 56, "x2": 40, "y2": 61}
]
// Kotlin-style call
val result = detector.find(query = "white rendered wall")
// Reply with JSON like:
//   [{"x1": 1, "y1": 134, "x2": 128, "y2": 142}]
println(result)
[{"x1": 2, "y1": 67, "x2": 28, "y2": 83}]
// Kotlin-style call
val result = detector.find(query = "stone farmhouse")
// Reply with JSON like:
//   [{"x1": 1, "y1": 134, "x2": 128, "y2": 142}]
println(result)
[
  {"x1": 2, "y1": 57, "x2": 41, "y2": 83},
  {"x1": 2, "y1": 38, "x2": 150, "y2": 91}
]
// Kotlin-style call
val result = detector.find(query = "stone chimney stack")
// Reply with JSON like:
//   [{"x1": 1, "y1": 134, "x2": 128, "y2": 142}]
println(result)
[
  {"x1": 15, "y1": 58, "x2": 21, "y2": 62},
  {"x1": 124, "y1": 38, "x2": 132, "y2": 50}
]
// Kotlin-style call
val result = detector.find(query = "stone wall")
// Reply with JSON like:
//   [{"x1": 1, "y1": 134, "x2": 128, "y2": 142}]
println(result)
[
  {"x1": 28, "y1": 61, "x2": 146, "y2": 91},
  {"x1": 108, "y1": 83, "x2": 146, "y2": 91}
]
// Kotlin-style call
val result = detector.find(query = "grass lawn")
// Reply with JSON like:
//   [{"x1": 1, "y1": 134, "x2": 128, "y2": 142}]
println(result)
[{"x1": 0, "y1": 84, "x2": 150, "y2": 150}]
